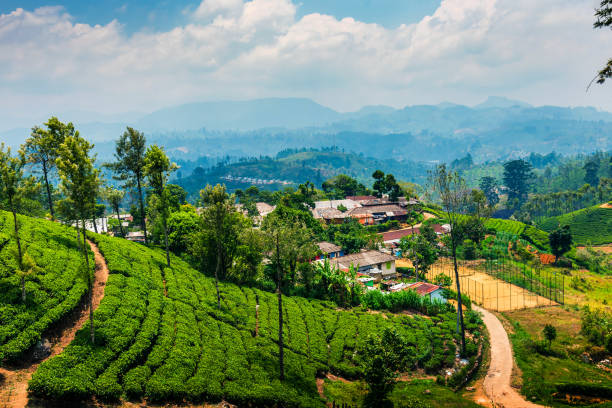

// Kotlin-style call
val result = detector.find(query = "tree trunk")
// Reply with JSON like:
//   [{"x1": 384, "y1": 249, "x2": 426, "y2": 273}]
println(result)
[
  {"x1": 82, "y1": 220, "x2": 95, "y2": 345},
  {"x1": 276, "y1": 237, "x2": 285, "y2": 381},
  {"x1": 115, "y1": 206, "x2": 125, "y2": 237},
  {"x1": 91, "y1": 217, "x2": 98, "y2": 234},
  {"x1": 10, "y1": 200, "x2": 24, "y2": 302},
  {"x1": 452, "y1": 240, "x2": 466, "y2": 355},
  {"x1": 42, "y1": 160, "x2": 54, "y2": 220},
  {"x1": 163, "y1": 215, "x2": 170, "y2": 267},
  {"x1": 136, "y1": 175, "x2": 148, "y2": 245},
  {"x1": 215, "y1": 245, "x2": 222, "y2": 309}
]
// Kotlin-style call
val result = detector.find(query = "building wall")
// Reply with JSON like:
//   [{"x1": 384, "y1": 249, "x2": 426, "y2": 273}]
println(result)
[{"x1": 430, "y1": 289, "x2": 447, "y2": 303}]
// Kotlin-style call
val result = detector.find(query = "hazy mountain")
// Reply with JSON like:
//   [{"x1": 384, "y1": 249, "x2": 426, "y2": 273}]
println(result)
[
  {"x1": 475, "y1": 96, "x2": 532, "y2": 109},
  {"x1": 135, "y1": 97, "x2": 342, "y2": 132}
]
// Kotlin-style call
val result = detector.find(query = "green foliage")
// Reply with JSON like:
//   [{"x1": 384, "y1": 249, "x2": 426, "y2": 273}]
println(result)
[
  {"x1": 166, "y1": 209, "x2": 199, "y2": 253},
  {"x1": 503, "y1": 159, "x2": 534, "y2": 206},
  {"x1": 539, "y1": 205, "x2": 612, "y2": 246},
  {"x1": 399, "y1": 233, "x2": 439, "y2": 274},
  {"x1": 0, "y1": 212, "x2": 91, "y2": 362},
  {"x1": 28, "y1": 228, "x2": 478, "y2": 405},
  {"x1": 107, "y1": 127, "x2": 148, "y2": 242},
  {"x1": 359, "y1": 328, "x2": 406, "y2": 405},
  {"x1": 324, "y1": 218, "x2": 380, "y2": 254},
  {"x1": 372, "y1": 170, "x2": 401, "y2": 201},
  {"x1": 542, "y1": 324, "x2": 556, "y2": 348},
  {"x1": 479, "y1": 176, "x2": 499, "y2": 207},
  {"x1": 322, "y1": 174, "x2": 369, "y2": 199},
  {"x1": 22, "y1": 117, "x2": 75, "y2": 218},
  {"x1": 581, "y1": 306, "x2": 612, "y2": 353},
  {"x1": 549, "y1": 225, "x2": 572, "y2": 261},
  {"x1": 360, "y1": 290, "x2": 452, "y2": 315}
]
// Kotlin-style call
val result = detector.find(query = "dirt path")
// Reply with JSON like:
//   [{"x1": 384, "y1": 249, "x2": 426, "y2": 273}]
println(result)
[
  {"x1": 474, "y1": 305, "x2": 546, "y2": 408},
  {"x1": 0, "y1": 240, "x2": 109, "y2": 408}
]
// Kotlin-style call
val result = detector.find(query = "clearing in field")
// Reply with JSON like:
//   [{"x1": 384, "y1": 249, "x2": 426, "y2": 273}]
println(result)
[{"x1": 426, "y1": 258, "x2": 559, "y2": 312}]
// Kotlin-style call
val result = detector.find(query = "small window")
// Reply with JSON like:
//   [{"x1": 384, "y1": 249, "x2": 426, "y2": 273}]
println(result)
[{"x1": 386, "y1": 261, "x2": 391, "y2": 269}]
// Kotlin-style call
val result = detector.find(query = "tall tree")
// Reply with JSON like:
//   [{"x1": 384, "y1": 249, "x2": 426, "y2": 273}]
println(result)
[
  {"x1": 584, "y1": 160, "x2": 600, "y2": 186},
  {"x1": 593, "y1": 0, "x2": 612, "y2": 85},
  {"x1": 398, "y1": 233, "x2": 438, "y2": 282},
  {"x1": 56, "y1": 135, "x2": 101, "y2": 344},
  {"x1": 104, "y1": 187, "x2": 125, "y2": 237},
  {"x1": 143, "y1": 144, "x2": 176, "y2": 267},
  {"x1": 108, "y1": 128, "x2": 148, "y2": 243},
  {"x1": 430, "y1": 164, "x2": 468, "y2": 355},
  {"x1": 549, "y1": 225, "x2": 572, "y2": 263},
  {"x1": 262, "y1": 209, "x2": 315, "y2": 380},
  {"x1": 198, "y1": 184, "x2": 239, "y2": 308},
  {"x1": 503, "y1": 159, "x2": 533, "y2": 207},
  {"x1": 22, "y1": 117, "x2": 74, "y2": 219},
  {"x1": 0, "y1": 144, "x2": 40, "y2": 301},
  {"x1": 479, "y1": 176, "x2": 499, "y2": 207}
]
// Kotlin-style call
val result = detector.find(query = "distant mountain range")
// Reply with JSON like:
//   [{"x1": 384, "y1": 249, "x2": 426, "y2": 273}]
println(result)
[{"x1": 2, "y1": 96, "x2": 610, "y2": 164}]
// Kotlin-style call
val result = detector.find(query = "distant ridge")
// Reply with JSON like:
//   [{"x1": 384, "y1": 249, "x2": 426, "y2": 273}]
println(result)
[
  {"x1": 475, "y1": 96, "x2": 532, "y2": 109},
  {"x1": 135, "y1": 97, "x2": 342, "y2": 132}
]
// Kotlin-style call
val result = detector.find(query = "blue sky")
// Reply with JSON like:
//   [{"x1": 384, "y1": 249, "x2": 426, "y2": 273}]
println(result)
[
  {"x1": 0, "y1": 0, "x2": 610, "y2": 131},
  {"x1": 1, "y1": 1, "x2": 441, "y2": 33}
]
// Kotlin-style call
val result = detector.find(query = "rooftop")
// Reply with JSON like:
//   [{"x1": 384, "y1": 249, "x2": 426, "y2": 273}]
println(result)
[
  {"x1": 407, "y1": 282, "x2": 442, "y2": 296},
  {"x1": 328, "y1": 250, "x2": 396, "y2": 269},
  {"x1": 317, "y1": 241, "x2": 342, "y2": 254}
]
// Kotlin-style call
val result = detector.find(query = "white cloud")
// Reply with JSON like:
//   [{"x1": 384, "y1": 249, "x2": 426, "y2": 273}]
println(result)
[{"x1": 0, "y1": 0, "x2": 609, "y2": 127}]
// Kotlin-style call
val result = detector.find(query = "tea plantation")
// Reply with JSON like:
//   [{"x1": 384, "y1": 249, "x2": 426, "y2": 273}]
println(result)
[
  {"x1": 538, "y1": 205, "x2": 612, "y2": 245},
  {"x1": 0, "y1": 211, "x2": 92, "y2": 362},
  {"x1": 28, "y1": 232, "x2": 482, "y2": 406}
]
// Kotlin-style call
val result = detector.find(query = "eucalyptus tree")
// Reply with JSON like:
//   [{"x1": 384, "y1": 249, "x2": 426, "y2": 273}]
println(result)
[
  {"x1": 0, "y1": 144, "x2": 41, "y2": 301},
  {"x1": 22, "y1": 117, "x2": 75, "y2": 219},
  {"x1": 197, "y1": 184, "x2": 239, "y2": 308},
  {"x1": 262, "y1": 208, "x2": 316, "y2": 381},
  {"x1": 429, "y1": 164, "x2": 469, "y2": 355},
  {"x1": 108, "y1": 128, "x2": 148, "y2": 243},
  {"x1": 143, "y1": 144, "x2": 176, "y2": 267},
  {"x1": 56, "y1": 135, "x2": 101, "y2": 343}
]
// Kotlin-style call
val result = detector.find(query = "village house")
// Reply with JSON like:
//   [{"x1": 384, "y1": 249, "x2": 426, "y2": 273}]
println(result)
[
  {"x1": 125, "y1": 231, "x2": 146, "y2": 243},
  {"x1": 315, "y1": 242, "x2": 344, "y2": 259},
  {"x1": 327, "y1": 250, "x2": 397, "y2": 281},
  {"x1": 347, "y1": 204, "x2": 407, "y2": 225},
  {"x1": 406, "y1": 282, "x2": 447, "y2": 303}
]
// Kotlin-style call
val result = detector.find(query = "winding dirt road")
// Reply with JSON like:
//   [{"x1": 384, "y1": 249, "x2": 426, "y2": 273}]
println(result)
[
  {"x1": 0, "y1": 240, "x2": 109, "y2": 408},
  {"x1": 474, "y1": 305, "x2": 547, "y2": 408}
]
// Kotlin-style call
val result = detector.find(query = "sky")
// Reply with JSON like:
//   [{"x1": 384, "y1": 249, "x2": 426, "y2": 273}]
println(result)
[{"x1": 0, "y1": 0, "x2": 610, "y2": 130}]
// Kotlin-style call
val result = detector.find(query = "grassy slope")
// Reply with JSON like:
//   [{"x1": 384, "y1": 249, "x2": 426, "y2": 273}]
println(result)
[
  {"x1": 538, "y1": 205, "x2": 612, "y2": 246},
  {"x1": 29, "y1": 229, "x2": 479, "y2": 406},
  {"x1": 0, "y1": 211, "x2": 91, "y2": 363},
  {"x1": 502, "y1": 307, "x2": 612, "y2": 407}
]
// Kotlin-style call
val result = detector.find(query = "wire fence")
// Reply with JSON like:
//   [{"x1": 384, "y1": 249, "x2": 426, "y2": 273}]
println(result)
[{"x1": 425, "y1": 257, "x2": 564, "y2": 312}]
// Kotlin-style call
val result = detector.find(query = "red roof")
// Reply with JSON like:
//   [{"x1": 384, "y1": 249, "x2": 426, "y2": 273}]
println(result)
[
  {"x1": 407, "y1": 282, "x2": 442, "y2": 296},
  {"x1": 381, "y1": 228, "x2": 419, "y2": 242}
]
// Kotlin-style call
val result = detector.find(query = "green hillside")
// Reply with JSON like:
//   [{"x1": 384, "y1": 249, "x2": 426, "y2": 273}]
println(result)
[
  {"x1": 177, "y1": 149, "x2": 431, "y2": 198},
  {"x1": 0, "y1": 211, "x2": 93, "y2": 362},
  {"x1": 28, "y1": 228, "x2": 481, "y2": 406},
  {"x1": 538, "y1": 205, "x2": 612, "y2": 245},
  {"x1": 425, "y1": 208, "x2": 550, "y2": 250}
]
